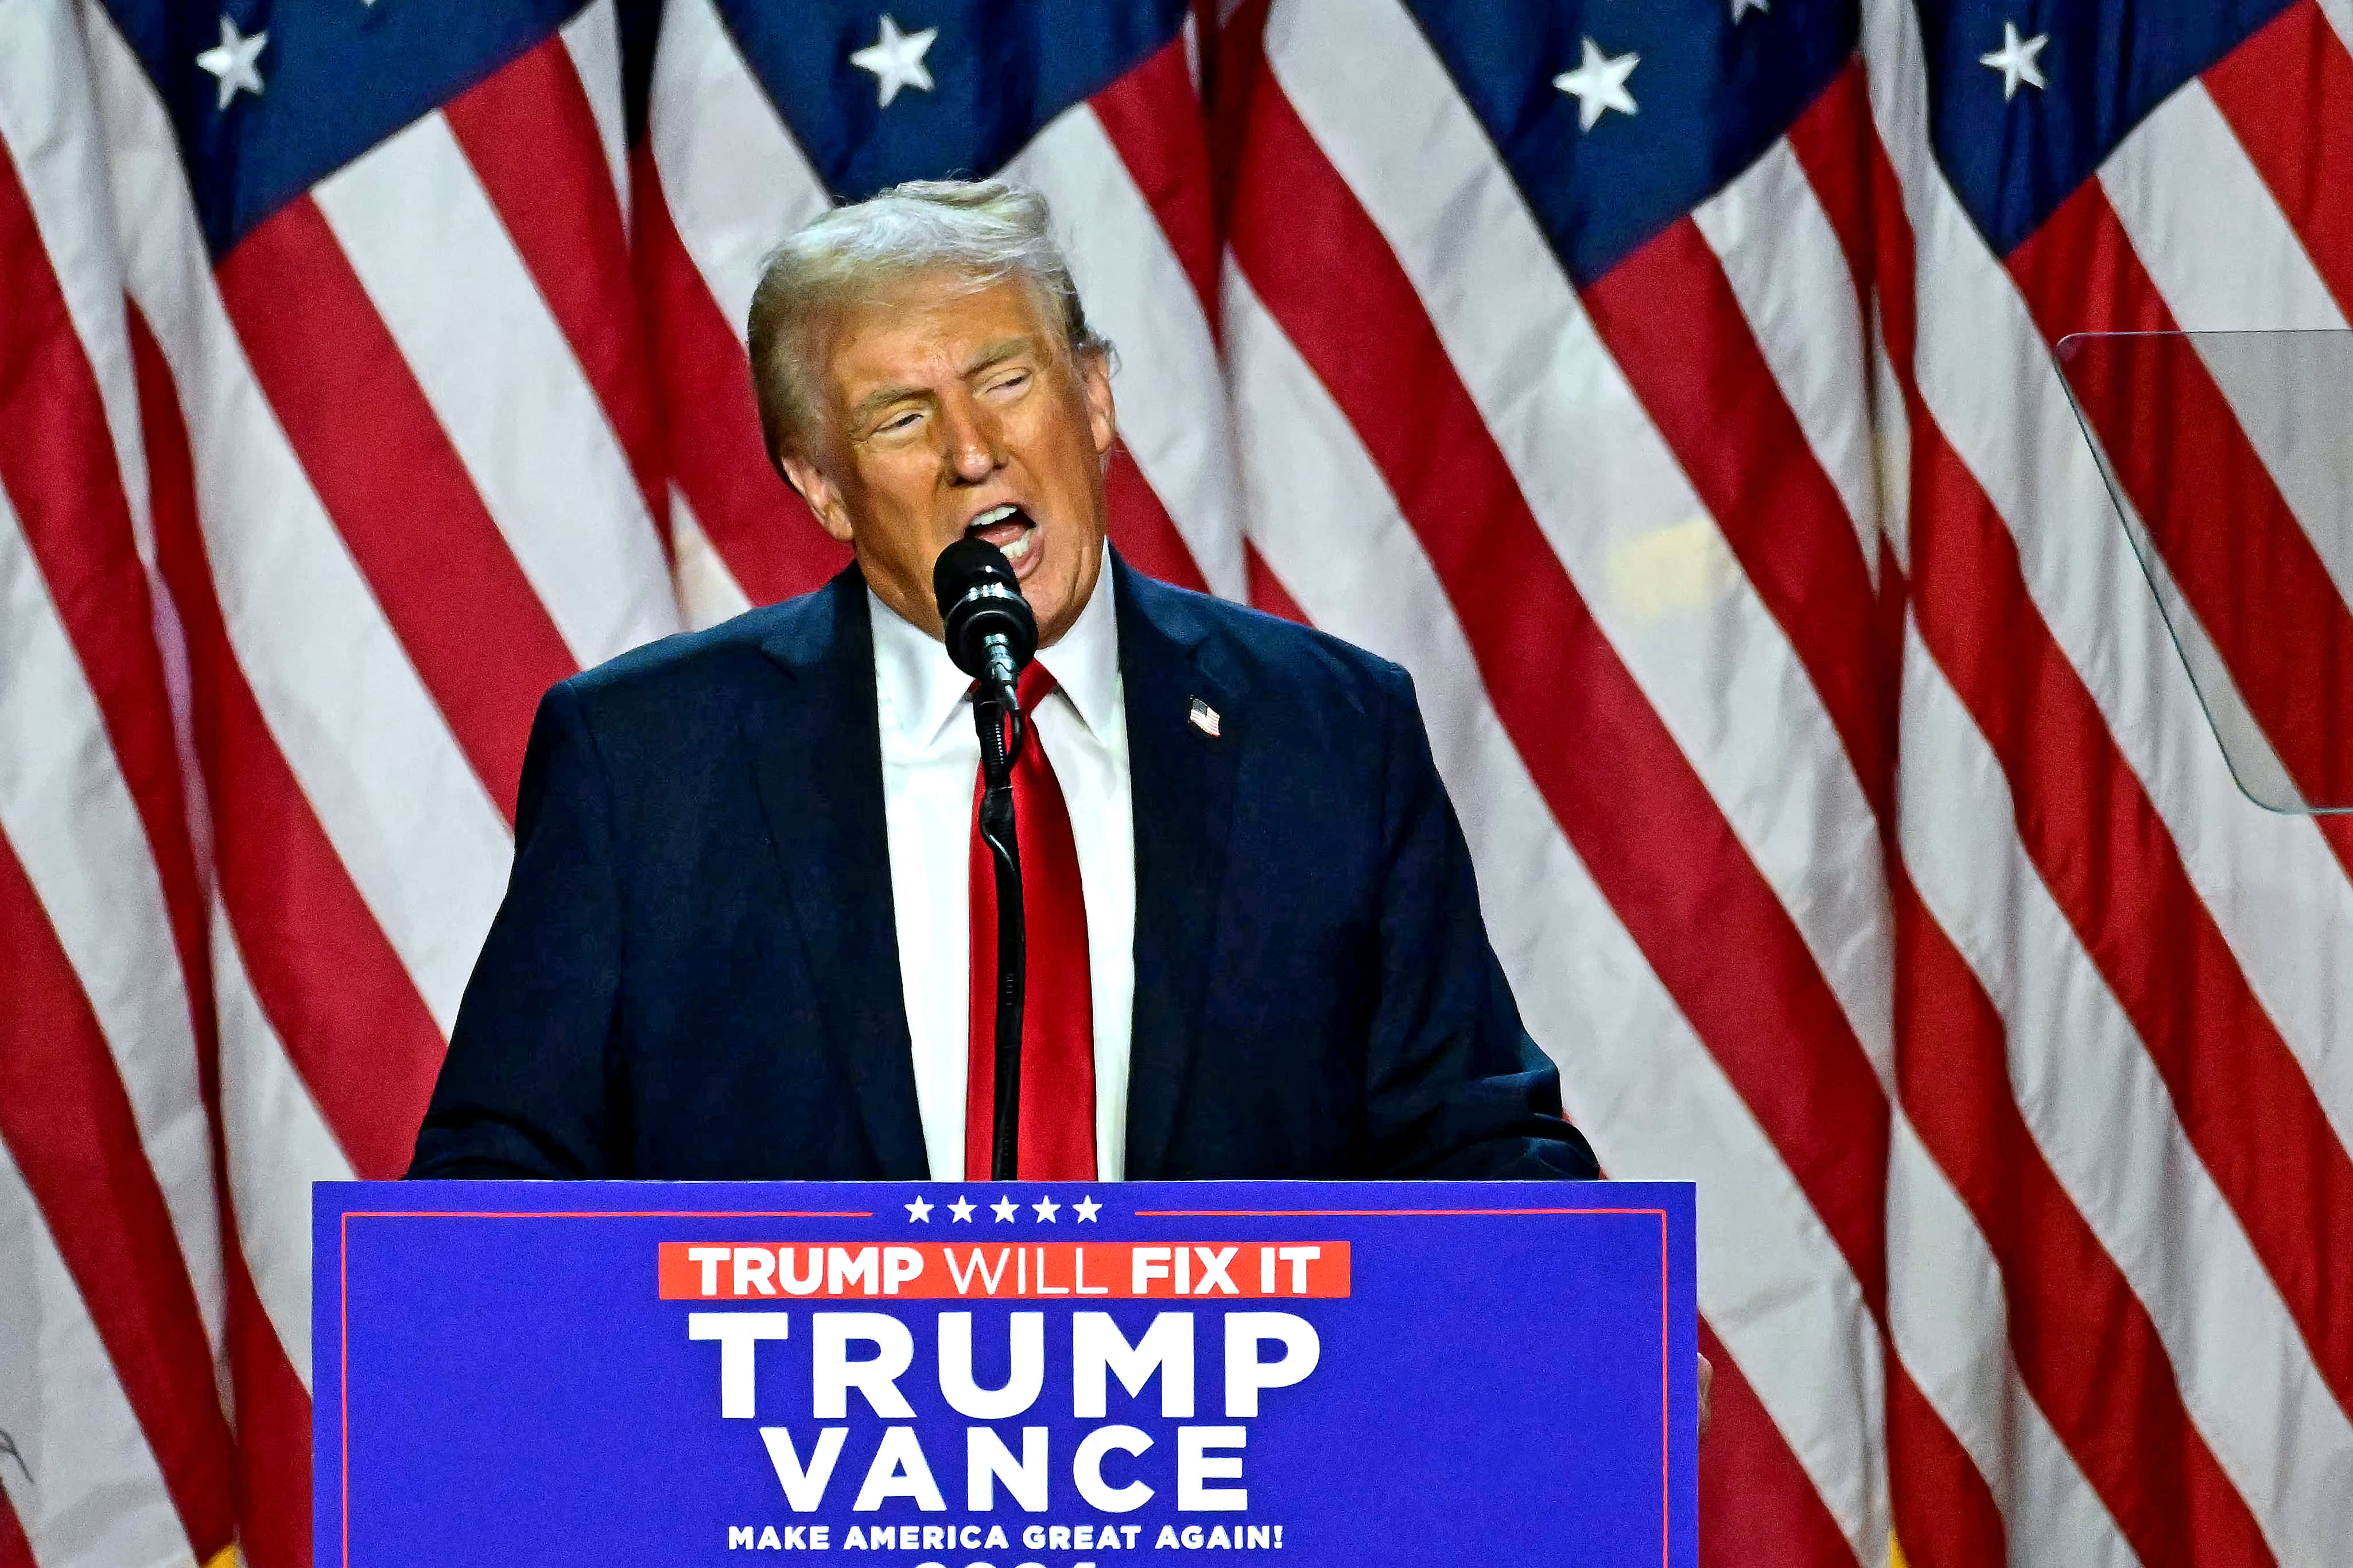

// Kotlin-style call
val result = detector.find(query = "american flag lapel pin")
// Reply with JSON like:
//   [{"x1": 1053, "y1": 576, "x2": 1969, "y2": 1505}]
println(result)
[{"x1": 1189, "y1": 697, "x2": 1222, "y2": 737}]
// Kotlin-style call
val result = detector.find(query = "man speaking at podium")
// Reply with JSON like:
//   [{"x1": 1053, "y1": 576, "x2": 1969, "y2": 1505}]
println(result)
[{"x1": 410, "y1": 180, "x2": 1598, "y2": 1188}]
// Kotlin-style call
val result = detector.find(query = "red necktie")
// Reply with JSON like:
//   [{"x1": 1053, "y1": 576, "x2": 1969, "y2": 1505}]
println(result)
[{"x1": 966, "y1": 663, "x2": 1097, "y2": 1180}]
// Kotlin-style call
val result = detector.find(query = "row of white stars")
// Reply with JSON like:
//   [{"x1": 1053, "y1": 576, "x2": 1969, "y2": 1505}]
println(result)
[
  {"x1": 853, "y1": 10, "x2": 2053, "y2": 130},
  {"x1": 906, "y1": 1192, "x2": 1102, "y2": 1223},
  {"x1": 194, "y1": 11, "x2": 942, "y2": 115},
  {"x1": 199, "y1": 9, "x2": 2053, "y2": 129},
  {"x1": 1555, "y1": 18, "x2": 2052, "y2": 132}
]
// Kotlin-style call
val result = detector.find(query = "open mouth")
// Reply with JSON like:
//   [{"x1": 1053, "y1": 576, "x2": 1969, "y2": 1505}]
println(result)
[{"x1": 963, "y1": 503, "x2": 1039, "y2": 569}]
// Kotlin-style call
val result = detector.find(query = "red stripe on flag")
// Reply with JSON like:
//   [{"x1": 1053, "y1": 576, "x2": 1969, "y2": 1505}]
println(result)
[
  {"x1": 2013, "y1": 185, "x2": 2353, "y2": 815},
  {"x1": 0, "y1": 1493, "x2": 28, "y2": 1568},
  {"x1": 1091, "y1": 32, "x2": 1222, "y2": 322},
  {"x1": 2204, "y1": 1, "x2": 2353, "y2": 322},
  {"x1": 0, "y1": 131, "x2": 218, "y2": 1100},
  {"x1": 0, "y1": 1489, "x2": 30, "y2": 1568},
  {"x1": 1231, "y1": 76, "x2": 1892, "y2": 1316},
  {"x1": 224, "y1": 1241, "x2": 311, "y2": 1568},
  {"x1": 636, "y1": 161, "x2": 848, "y2": 606},
  {"x1": 446, "y1": 34, "x2": 667, "y2": 537},
  {"x1": 1784, "y1": 65, "x2": 1878, "y2": 332},
  {"x1": 1864, "y1": 122, "x2": 2353, "y2": 1496},
  {"x1": 131, "y1": 308, "x2": 446, "y2": 1182},
  {"x1": 1884, "y1": 1352, "x2": 2006, "y2": 1568},
  {"x1": 2002, "y1": 189, "x2": 2353, "y2": 1415},
  {"x1": 1696, "y1": 1320, "x2": 1858, "y2": 1568},
  {"x1": 1892, "y1": 866, "x2": 2273, "y2": 1567},
  {"x1": 216, "y1": 195, "x2": 574, "y2": 820},
  {"x1": 0, "y1": 832, "x2": 235, "y2": 1561},
  {"x1": 1903, "y1": 394, "x2": 2351, "y2": 1522},
  {"x1": 1105, "y1": 440, "x2": 1210, "y2": 591},
  {"x1": 1582, "y1": 215, "x2": 1892, "y2": 821},
  {"x1": 1204, "y1": 0, "x2": 1275, "y2": 253}
]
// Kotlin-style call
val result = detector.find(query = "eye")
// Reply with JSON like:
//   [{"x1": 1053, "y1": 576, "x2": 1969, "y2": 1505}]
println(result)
[
  {"x1": 985, "y1": 369, "x2": 1032, "y2": 397},
  {"x1": 875, "y1": 408, "x2": 923, "y2": 435}
]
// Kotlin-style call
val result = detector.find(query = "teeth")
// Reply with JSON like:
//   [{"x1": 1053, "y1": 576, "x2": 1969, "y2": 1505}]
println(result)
[
  {"x1": 970, "y1": 503, "x2": 1019, "y2": 528},
  {"x1": 1003, "y1": 528, "x2": 1034, "y2": 562}
]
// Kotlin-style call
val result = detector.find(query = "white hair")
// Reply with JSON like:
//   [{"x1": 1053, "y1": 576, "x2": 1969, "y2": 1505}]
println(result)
[{"x1": 746, "y1": 178, "x2": 1111, "y2": 462}]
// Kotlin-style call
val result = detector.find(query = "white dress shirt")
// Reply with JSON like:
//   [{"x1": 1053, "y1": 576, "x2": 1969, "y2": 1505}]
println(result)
[{"x1": 870, "y1": 548, "x2": 1135, "y2": 1181}]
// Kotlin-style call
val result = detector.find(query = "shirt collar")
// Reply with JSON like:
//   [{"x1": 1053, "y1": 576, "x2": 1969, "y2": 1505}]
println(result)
[
  {"x1": 868, "y1": 543, "x2": 1119, "y2": 751},
  {"x1": 1034, "y1": 543, "x2": 1120, "y2": 743}
]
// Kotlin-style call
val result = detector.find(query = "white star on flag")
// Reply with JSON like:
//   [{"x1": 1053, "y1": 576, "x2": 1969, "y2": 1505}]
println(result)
[
  {"x1": 1073, "y1": 1196, "x2": 1101, "y2": 1223},
  {"x1": 948, "y1": 1196, "x2": 976, "y2": 1223},
  {"x1": 991, "y1": 1194, "x2": 1019, "y2": 1223},
  {"x1": 904, "y1": 1195, "x2": 933, "y2": 1221},
  {"x1": 1554, "y1": 38, "x2": 1638, "y2": 132},
  {"x1": 1981, "y1": 21, "x2": 2051, "y2": 101},
  {"x1": 197, "y1": 15, "x2": 269, "y2": 111},
  {"x1": 1032, "y1": 1195, "x2": 1060, "y2": 1222},
  {"x1": 851, "y1": 14, "x2": 937, "y2": 108}
]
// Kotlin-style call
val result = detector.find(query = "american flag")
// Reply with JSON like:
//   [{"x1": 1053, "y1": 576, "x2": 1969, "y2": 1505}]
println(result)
[{"x1": 2, "y1": 0, "x2": 2348, "y2": 1563}]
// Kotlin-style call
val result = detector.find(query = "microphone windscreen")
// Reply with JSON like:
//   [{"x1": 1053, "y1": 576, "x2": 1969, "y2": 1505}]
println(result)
[
  {"x1": 933, "y1": 536, "x2": 1019, "y2": 624},
  {"x1": 934, "y1": 535, "x2": 1036, "y2": 682}
]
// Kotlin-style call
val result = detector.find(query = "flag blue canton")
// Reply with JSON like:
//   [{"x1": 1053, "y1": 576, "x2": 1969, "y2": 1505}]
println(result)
[
  {"x1": 1916, "y1": 0, "x2": 2297, "y2": 256},
  {"x1": 1403, "y1": 0, "x2": 1858, "y2": 288},
  {"x1": 98, "y1": 0, "x2": 580, "y2": 258},
  {"x1": 713, "y1": 0, "x2": 1189, "y2": 200}
]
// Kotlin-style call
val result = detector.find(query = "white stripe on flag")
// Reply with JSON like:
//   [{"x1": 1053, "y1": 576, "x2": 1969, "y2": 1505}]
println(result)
[
  {"x1": 0, "y1": 486, "x2": 222, "y2": 1345},
  {"x1": 1882, "y1": 1107, "x2": 2135, "y2": 1565},
  {"x1": 214, "y1": 900, "x2": 356, "y2": 1388},
  {"x1": 0, "y1": 1136, "x2": 197, "y2": 1568},
  {"x1": 1225, "y1": 267, "x2": 1889, "y2": 1563},
  {"x1": 671, "y1": 485, "x2": 753, "y2": 629},
  {"x1": 1004, "y1": 106, "x2": 1247, "y2": 598},
  {"x1": 312, "y1": 110, "x2": 677, "y2": 672},
  {"x1": 650, "y1": 0, "x2": 829, "y2": 333},
  {"x1": 1867, "y1": 308, "x2": 1912, "y2": 573},
  {"x1": 1861, "y1": 0, "x2": 2353, "y2": 1216},
  {"x1": 85, "y1": 8, "x2": 511, "y2": 1036},
  {"x1": 2100, "y1": 81, "x2": 2344, "y2": 335},
  {"x1": 561, "y1": 0, "x2": 631, "y2": 221},
  {"x1": 1898, "y1": 632, "x2": 2353, "y2": 1556},
  {"x1": 1692, "y1": 139, "x2": 1880, "y2": 568},
  {"x1": 1267, "y1": 0, "x2": 1896, "y2": 1089},
  {"x1": 2318, "y1": 0, "x2": 2353, "y2": 58},
  {"x1": 2099, "y1": 79, "x2": 2353, "y2": 662},
  {"x1": 0, "y1": 2, "x2": 152, "y2": 558}
]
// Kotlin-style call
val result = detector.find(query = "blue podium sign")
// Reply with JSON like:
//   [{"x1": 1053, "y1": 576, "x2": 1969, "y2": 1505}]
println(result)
[{"x1": 314, "y1": 1181, "x2": 1695, "y2": 1566}]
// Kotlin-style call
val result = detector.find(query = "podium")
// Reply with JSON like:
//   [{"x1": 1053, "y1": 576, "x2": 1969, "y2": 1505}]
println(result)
[{"x1": 314, "y1": 1180, "x2": 1696, "y2": 1565}]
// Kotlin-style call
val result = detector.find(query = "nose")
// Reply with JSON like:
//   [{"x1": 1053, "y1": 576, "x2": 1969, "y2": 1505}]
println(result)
[{"x1": 938, "y1": 392, "x2": 1004, "y2": 485}]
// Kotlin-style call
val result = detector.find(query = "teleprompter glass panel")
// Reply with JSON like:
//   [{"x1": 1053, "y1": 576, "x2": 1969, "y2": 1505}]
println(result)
[{"x1": 2055, "y1": 329, "x2": 2353, "y2": 814}]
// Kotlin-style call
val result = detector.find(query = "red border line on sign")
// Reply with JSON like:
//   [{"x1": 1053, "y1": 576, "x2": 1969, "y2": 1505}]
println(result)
[
  {"x1": 336, "y1": 1204, "x2": 1672, "y2": 1566},
  {"x1": 337, "y1": 1208, "x2": 871, "y2": 1567},
  {"x1": 1132, "y1": 1206, "x2": 1645, "y2": 1216}
]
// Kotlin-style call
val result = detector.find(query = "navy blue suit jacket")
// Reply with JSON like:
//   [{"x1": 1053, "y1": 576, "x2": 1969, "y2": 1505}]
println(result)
[{"x1": 409, "y1": 555, "x2": 1597, "y2": 1182}]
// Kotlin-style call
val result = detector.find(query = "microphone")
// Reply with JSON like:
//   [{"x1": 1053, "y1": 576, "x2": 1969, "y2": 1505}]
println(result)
[
  {"x1": 934, "y1": 533, "x2": 1038, "y2": 696},
  {"x1": 934, "y1": 532, "x2": 1036, "y2": 1181}
]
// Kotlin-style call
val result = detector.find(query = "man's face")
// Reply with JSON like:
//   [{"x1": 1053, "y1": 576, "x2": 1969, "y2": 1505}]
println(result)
[{"x1": 780, "y1": 270, "x2": 1116, "y2": 648}]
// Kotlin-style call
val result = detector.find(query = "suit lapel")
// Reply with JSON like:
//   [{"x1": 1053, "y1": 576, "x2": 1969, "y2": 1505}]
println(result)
[
  {"x1": 1116, "y1": 558, "x2": 1240, "y2": 1180},
  {"x1": 742, "y1": 567, "x2": 930, "y2": 1178}
]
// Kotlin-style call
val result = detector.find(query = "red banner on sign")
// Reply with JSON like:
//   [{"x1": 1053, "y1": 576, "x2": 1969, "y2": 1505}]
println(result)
[{"x1": 657, "y1": 1242, "x2": 1352, "y2": 1301}]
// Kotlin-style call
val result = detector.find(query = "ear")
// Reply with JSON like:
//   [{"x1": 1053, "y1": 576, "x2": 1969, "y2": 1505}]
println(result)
[
  {"x1": 1079, "y1": 347, "x2": 1116, "y2": 460},
  {"x1": 780, "y1": 451, "x2": 857, "y2": 545}
]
